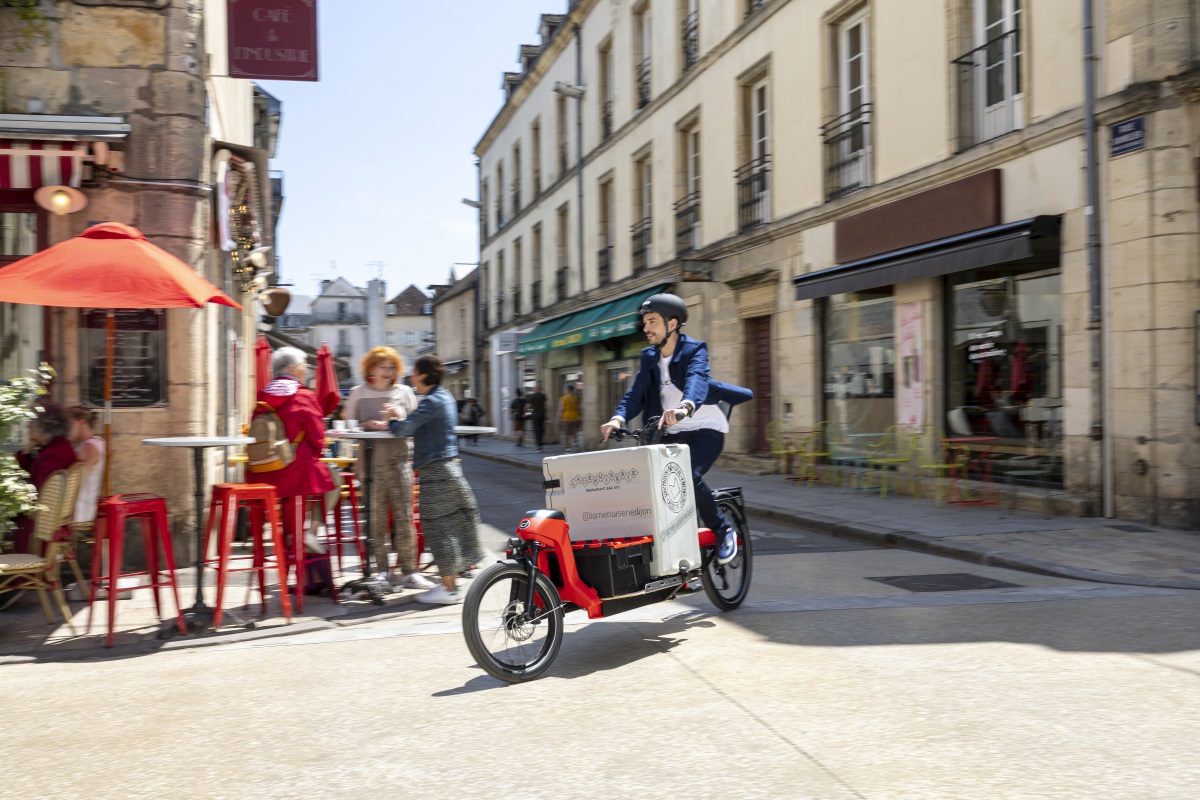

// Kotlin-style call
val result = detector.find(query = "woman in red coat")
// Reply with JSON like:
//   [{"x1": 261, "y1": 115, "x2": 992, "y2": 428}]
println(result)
[
  {"x1": 252, "y1": 347, "x2": 334, "y2": 593},
  {"x1": 13, "y1": 402, "x2": 78, "y2": 554}
]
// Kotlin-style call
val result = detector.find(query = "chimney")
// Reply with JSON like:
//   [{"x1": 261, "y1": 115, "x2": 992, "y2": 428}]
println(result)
[{"x1": 320, "y1": 279, "x2": 332, "y2": 293}]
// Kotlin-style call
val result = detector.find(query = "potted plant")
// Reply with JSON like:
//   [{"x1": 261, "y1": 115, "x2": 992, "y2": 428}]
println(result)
[{"x1": 0, "y1": 364, "x2": 53, "y2": 542}]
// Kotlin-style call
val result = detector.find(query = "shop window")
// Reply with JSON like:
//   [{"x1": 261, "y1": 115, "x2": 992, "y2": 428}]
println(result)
[
  {"x1": 947, "y1": 264, "x2": 1062, "y2": 484},
  {"x1": 823, "y1": 288, "x2": 894, "y2": 432}
]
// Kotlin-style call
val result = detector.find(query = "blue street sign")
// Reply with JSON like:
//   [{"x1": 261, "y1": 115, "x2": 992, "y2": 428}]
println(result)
[{"x1": 1110, "y1": 117, "x2": 1145, "y2": 158}]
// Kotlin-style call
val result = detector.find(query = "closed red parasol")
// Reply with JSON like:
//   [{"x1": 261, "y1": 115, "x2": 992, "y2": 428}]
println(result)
[
  {"x1": 314, "y1": 342, "x2": 340, "y2": 417},
  {"x1": 254, "y1": 334, "x2": 273, "y2": 393},
  {"x1": 0, "y1": 222, "x2": 242, "y2": 494}
]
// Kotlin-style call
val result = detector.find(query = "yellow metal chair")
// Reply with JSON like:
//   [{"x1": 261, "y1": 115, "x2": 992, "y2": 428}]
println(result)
[
  {"x1": 0, "y1": 463, "x2": 86, "y2": 631},
  {"x1": 916, "y1": 425, "x2": 961, "y2": 506},
  {"x1": 765, "y1": 419, "x2": 804, "y2": 482},
  {"x1": 866, "y1": 425, "x2": 922, "y2": 498}
]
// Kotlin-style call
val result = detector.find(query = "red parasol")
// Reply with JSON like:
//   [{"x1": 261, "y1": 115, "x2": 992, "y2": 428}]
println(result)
[
  {"x1": 0, "y1": 222, "x2": 242, "y2": 495},
  {"x1": 314, "y1": 341, "x2": 340, "y2": 417},
  {"x1": 254, "y1": 334, "x2": 273, "y2": 393}
]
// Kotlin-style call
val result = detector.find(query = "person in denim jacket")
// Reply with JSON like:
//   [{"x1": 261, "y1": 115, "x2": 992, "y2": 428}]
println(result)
[{"x1": 385, "y1": 356, "x2": 485, "y2": 604}]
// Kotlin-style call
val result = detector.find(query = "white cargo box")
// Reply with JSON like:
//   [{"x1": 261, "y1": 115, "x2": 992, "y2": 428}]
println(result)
[{"x1": 543, "y1": 444, "x2": 701, "y2": 578}]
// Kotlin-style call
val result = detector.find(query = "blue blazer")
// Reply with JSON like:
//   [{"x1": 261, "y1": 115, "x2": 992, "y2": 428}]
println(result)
[{"x1": 613, "y1": 332, "x2": 753, "y2": 424}]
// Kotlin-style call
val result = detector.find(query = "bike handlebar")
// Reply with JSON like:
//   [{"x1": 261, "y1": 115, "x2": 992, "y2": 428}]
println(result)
[{"x1": 609, "y1": 416, "x2": 662, "y2": 446}]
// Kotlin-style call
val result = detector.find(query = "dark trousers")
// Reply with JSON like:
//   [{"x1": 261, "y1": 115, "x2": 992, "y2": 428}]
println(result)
[
  {"x1": 532, "y1": 415, "x2": 546, "y2": 448},
  {"x1": 661, "y1": 428, "x2": 730, "y2": 536}
]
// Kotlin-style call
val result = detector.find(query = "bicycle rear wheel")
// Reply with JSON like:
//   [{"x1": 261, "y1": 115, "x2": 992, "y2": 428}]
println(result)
[
  {"x1": 463, "y1": 562, "x2": 564, "y2": 683},
  {"x1": 701, "y1": 499, "x2": 753, "y2": 610}
]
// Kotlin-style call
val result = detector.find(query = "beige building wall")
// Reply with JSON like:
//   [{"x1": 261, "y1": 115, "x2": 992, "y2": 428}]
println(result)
[{"x1": 475, "y1": 0, "x2": 1200, "y2": 525}]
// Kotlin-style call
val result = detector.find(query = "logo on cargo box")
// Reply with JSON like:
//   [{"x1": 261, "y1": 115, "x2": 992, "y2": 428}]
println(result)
[
  {"x1": 569, "y1": 468, "x2": 639, "y2": 489},
  {"x1": 660, "y1": 462, "x2": 688, "y2": 513}
]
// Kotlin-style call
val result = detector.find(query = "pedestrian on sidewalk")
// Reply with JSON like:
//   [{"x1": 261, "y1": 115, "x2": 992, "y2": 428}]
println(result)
[
  {"x1": 510, "y1": 388, "x2": 528, "y2": 447},
  {"x1": 528, "y1": 384, "x2": 547, "y2": 452},
  {"x1": 600, "y1": 293, "x2": 753, "y2": 565},
  {"x1": 386, "y1": 356, "x2": 486, "y2": 605},
  {"x1": 343, "y1": 346, "x2": 431, "y2": 591},
  {"x1": 556, "y1": 383, "x2": 581, "y2": 452},
  {"x1": 459, "y1": 398, "x2": 484, "y2": 445}
]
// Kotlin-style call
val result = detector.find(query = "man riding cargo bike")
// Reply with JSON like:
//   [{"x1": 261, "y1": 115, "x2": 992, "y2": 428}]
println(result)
[{"x1": 461, "y1": 292, "x2": 754, "y2": 682}]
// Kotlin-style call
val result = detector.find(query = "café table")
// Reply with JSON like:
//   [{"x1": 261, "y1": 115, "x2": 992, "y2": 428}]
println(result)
[
  {"x1": 141, "y1": 435, "x2": 254, "y2": 634},
  {"x1": 939, "y1": 436, "x2": 1000, "y2": 506},
  {"x1": 327, "y1": 425, "x2": 498, "y2": 604}
]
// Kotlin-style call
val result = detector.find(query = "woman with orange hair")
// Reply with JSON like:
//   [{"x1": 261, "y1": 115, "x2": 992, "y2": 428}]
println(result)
[{"x1": 343, "y1": 346, "x2": 432, "y2": 590}]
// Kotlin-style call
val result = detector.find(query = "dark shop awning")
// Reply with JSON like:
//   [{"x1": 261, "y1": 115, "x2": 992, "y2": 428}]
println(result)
[{"x1": 793, "y1": 215, "x2": 1061, "y2": 301}]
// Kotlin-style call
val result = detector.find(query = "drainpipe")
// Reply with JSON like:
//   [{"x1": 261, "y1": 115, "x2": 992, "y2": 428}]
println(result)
[
  {"x1": 1082, "y1": 0, "x2": 1112, "y2": 517},
  {"x1": 473, "y1": 159, "x2": 483, "y2": 401},
  {"x1": 574, "y1": 21, "x2": 585, "y2": 296}
]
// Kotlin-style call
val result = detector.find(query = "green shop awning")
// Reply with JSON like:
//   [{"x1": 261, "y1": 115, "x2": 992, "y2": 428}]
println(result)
[{"x1": 517, "y1": 285, "x2": 667, "y2": 355}]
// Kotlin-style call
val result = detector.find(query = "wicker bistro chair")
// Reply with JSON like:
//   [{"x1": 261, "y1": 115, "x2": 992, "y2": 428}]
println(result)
[
  {"x1": 0, "y1": 463, "x2": 86, "y2": 631},
  {"x1": 866, "y1": 426, "x2": 922, "y2": 498}
]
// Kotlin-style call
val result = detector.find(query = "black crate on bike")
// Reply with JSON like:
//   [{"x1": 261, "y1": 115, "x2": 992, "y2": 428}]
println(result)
[{"x1": 571, "y1": 536, "x2": 654, "y2": 598}]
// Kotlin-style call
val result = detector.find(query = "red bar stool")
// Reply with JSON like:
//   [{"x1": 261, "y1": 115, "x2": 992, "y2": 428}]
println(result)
[
  {"x1": 284, "y1": 495, "x2": 337, "y2": 612},
  {"x1": 87, "y1": 494, "x2": 187, "y2": 649},
  {"x1": 202, "y1": 483, "x2": 293, "y2": 629},
  {"x1": 322, "y1": 471, "x2": 365, "y2": 573}
]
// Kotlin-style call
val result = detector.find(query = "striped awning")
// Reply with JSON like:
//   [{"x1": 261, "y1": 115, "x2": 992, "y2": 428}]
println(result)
[{"x1": 0, "y1": 140, "x2": 87, "y2": 189}]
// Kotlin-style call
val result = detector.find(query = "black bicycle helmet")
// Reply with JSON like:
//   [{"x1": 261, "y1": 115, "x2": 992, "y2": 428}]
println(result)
[{"x1": 638, "y1": 293, "x2": 688, "y2": 327}]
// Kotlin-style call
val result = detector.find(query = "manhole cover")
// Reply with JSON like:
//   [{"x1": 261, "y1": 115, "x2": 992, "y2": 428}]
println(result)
[
  {"x1": 866, "y1": 573, "x2": 1022, "y2": 592},
  {"x1": 1109, "y1": 524, "x2": 1152, "y2": 533}
]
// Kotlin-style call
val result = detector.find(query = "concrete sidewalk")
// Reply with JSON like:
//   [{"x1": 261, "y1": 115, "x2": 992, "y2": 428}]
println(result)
[{"x1": 460, "y1": 435, "x2": 1200, "y2": 591}]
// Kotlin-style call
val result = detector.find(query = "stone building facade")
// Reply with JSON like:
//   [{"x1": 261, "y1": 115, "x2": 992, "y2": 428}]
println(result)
[
  {"x1": 473, "y1": 0, "x2": 1200, "y2": 526},
  {"x1": 430, "y1": 268, "x2": 478, "y2": 403},
  {"x1": 0, "y1": 0, "x2": 282, "y2": 551}
]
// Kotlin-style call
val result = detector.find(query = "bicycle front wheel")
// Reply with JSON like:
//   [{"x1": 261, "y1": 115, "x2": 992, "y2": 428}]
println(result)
[
  {"x1": 702, "y1": 499, "x2": 753, "y2": 610},
  {"x1": 462, "y1": 562, "x2": 564, "y2": 683}
]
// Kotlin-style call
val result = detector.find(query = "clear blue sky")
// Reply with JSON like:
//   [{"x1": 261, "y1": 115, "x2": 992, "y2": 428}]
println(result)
[{"x1": 258, "y1": 1, "x2": 566, "y2": 300}]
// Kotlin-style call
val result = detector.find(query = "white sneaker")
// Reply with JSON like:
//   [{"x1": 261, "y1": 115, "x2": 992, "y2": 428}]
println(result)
[
  {"x1": 418, "y1": 585, "x2": 462, "y2": 605},
  {"x1": 402, "y1": 572, "x2": 435, "y2": 589}
]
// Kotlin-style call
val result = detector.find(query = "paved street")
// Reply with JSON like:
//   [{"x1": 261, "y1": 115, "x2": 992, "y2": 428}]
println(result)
[{"x1": 4, "y1": 457, "x2": 1199, "y2": 799}]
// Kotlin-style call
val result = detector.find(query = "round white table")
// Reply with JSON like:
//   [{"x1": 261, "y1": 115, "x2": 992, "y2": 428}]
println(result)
[{"x1": 142, "y1": 436, "x2": 254, "y2": 632}]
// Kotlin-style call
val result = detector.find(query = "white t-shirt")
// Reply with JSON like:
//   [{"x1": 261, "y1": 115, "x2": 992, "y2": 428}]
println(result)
[
  {"x1": 73, "y1": 436, "x2": 105, "y2": 523},
  {"x1": 658, "y1": 353, "x2": 728, "y2": 434}
]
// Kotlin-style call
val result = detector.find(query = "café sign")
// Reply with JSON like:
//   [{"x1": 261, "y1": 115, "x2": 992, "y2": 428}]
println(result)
[{"x1": 228, "y1": 0, "x2": 319, "y2": 82}]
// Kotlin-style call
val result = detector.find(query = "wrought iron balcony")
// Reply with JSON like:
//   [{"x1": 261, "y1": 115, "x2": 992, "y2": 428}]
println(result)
[
  {"x1": 745, "y1": 0, "x2": 766, "y2": 18},
  {"x1": 601, "y1": 100, "x2": 613, "y2": 140},
  {"x1": 674, "y1": 192, "x2": 700, "y2": 256},
  {"x1": 512, "y1": 286, "x2": 522, "y2": 318},
  {"x1": 495, "y1": 295, "x2": 505, "y2": 324},
  {"x1": 681, "y1": 11, "x2": 699, "y2": 72},
  {"x1": 736, "y1": 155, "x2": 771, "y2": 233},
  {"x1": 531, "y1": 279, "x2": 542, "y2": 311},
  {"x1": 636, "y1": 58, "x2": 652, "y2": 109},
  {"x1": 511, "y1": 181, "x2": 521, "y2": 215},
  {"x1": 558, "y1": 141, "x2": 569, "y2": 173},
  {"x1": 952, "y1": 28, "x2": 1023, "y2": 150},
  {"x1": 556, "y1": 266, "x2": 569, "y2": 301},
  {"x1": 630, "y1": 218, "x2": 651, "y2": 273},
  {"x1": 821, "y1": 104, "x2": 872, "y2": 201},
  {"x1": 597, "y1": 246, "x2": 612, "y2": 284}
]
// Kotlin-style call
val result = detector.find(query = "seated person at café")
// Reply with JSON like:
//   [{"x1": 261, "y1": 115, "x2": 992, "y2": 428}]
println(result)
[
  {"x1": 253, "y1": 347, "x2": 335, "y2": 593},
  {"x1": 13, "y1": 402, "x2": 78, "y2": 554},
  {"x1": 68, "y1": 405, "x2": 105, "y2": 526},
  {"x1": 342, "y1": 345, "x2": 430, "y2": 590}
]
